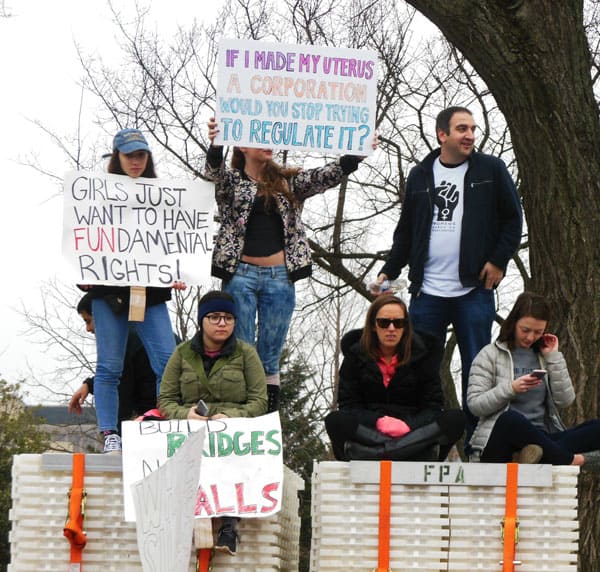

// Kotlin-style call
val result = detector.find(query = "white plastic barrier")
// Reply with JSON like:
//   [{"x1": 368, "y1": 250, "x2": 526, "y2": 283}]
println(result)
[
  {"x1": 310, "y1": 461, "x2": 579, "y2": 571},
  {"x1": 9, "y1": 453, "x2": 303, "y2": 572}
]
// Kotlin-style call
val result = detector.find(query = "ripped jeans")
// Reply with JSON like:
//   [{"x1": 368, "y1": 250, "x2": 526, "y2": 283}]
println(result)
[{"x1": 224, "y1": 262, "x2": 295, "y2": 378}]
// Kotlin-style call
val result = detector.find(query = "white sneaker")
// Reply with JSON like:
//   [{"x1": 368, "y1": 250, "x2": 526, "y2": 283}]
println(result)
[{"x1": 103, "y1": 433, "x2": 122, "y2": 454}]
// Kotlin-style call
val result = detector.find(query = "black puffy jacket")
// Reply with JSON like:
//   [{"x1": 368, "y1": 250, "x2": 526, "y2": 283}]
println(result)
[{"x1": 337, "y1": 328, "x2": 445, "y2": 429}]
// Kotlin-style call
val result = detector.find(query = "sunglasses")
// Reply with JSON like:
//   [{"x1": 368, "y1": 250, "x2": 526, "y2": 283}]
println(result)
[{"x1": 375, "y1": 318, "x2": 408, "y2": 329}]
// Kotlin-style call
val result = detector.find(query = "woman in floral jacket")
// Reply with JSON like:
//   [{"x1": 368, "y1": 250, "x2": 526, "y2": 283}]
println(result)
[{"x1": 204, "y1": 117, "x2": 375, "y2": 411}]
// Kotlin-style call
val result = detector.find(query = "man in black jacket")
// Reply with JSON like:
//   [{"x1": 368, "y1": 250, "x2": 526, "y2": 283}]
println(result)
[{"x1": 378, "y1": 106, "x2": 522, "y2": 440}]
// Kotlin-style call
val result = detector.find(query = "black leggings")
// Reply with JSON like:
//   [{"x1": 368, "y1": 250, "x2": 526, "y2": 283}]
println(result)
[
  {"x1": 325, "y1": 409, "x2": 465, "y2": 461},
  {"x1": 481, "y1": 409, "x2": 600, "y2": 464}
]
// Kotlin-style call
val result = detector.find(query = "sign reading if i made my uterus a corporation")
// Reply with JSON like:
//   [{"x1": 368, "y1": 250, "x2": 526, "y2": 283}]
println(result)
[
  {"x1": 214, "y1": 38, "x2": 378, "y2": 155},
  {"x1": 122, "y1": 412, "x2": 283, "y2": 522}
]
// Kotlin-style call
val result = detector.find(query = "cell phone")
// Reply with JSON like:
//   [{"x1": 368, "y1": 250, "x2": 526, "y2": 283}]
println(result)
[
  {"x1": 195, "y1": 399, "x2": 209, "y2": 416},
  {"x1": 530, "y1": 369, "x2": 547, "y2": 379}
]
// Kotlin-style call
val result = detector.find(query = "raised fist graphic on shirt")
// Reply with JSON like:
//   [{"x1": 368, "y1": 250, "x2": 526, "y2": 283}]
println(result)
[{"x1": 434, "y1": 180, "x2": 459, "y2": 221}]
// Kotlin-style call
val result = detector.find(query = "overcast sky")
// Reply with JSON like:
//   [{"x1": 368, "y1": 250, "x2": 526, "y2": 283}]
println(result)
[
  {"x1": 0, "y1": 0, "x2": 223, "y2": 393},
  {"x1": 0, "y1": 1, "x2": 445, "y2": 404}
]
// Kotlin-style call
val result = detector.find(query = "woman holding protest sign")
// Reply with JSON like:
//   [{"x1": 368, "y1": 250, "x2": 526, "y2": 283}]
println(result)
[
  {"x1": 159, "y1": 290, "x2": 267, "y2": 555},
  {"x1": 79, "y1": 128, "x2": 186, "y2": 454},
  {"x1": 204, "y1": 117, "x2": 376, "y2": 412},
  {"x1": 324, "y1": 294, "x2": 465, "y2": 461}
]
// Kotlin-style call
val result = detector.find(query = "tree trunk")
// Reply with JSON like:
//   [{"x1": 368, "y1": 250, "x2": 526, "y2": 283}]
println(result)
[{"x1": 405, "y1": 1, "x2": 600, "y2": 568}]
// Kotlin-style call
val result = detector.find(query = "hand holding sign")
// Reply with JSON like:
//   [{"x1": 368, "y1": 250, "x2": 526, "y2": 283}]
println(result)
[
  {"x1": 208, "y1": 117, "x2": 221, "y2": 147},
  {"x1": 214, "y1": 39, "x2": 378, "y2": 155}
]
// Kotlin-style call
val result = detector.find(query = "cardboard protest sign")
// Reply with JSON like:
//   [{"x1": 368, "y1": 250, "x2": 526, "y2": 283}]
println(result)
[
  {"x1": 215, "y1": 38, "x2": 378, "y2": 155},
  {"x1": 62, "y1": 170, "x2": 215, "y2": 286},
  {"x1": 132, "y1": 428, "x2": 205, "y2": 572},
  {"x1": 122, "y1": 413, "x2": 283, "y2": 522}
]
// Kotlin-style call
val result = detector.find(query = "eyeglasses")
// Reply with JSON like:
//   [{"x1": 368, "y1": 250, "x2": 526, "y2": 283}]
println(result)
[
  {"x1": 205, "y1": 313, "x2": 235, "y2": 325},
  {"x1": 375, "y1": 317, "x2": 408, "y2": 329}
]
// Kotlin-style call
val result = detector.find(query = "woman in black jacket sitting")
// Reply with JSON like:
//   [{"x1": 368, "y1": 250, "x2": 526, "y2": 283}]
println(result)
[{"x1": 325, "y1": 294, "x2": 465, "y2": 461}]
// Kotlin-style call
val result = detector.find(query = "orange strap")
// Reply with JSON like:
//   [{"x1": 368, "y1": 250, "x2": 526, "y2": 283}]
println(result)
[
  {"x1": 376, "y1": 460, "x2": 392, "y2": 572},
  {"x1": 197, "y1": 548, "x2": 211, "y2": 572},
  {"x1": 502, "y1": 462, "x2": 519, "y2": 572},
  {"x1": 63, "y1": 453, "x2": 87, "y2": 570}
]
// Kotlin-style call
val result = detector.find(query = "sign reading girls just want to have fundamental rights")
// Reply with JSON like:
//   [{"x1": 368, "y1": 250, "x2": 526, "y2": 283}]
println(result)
[
  {"x1": 214, "y1": 39, "x2": 378, "y2": 155},
  {"x1": 62, "y1": 171, "x2": 215, "y2": 287}
]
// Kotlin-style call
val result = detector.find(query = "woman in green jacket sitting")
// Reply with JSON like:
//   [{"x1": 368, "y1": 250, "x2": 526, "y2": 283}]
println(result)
[{"x1": 159, "y1": 290, "x2": 267, "y2": 554}]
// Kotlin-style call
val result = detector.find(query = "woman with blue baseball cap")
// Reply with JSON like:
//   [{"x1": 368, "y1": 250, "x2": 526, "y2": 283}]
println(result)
[
  {"x1": 109, "y1": 128, "x2": 154, "y2": 177},
  {"x1": 79, "y1": 128, "x2": 186, "y2": 453}
]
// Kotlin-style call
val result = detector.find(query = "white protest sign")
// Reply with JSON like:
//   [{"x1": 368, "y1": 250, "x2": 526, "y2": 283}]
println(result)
[
  {"x1": 215, "y1": 38, "x2": 378, "y2": 155},
  {"x1": 62, "y1": 170, "x2": 215, "y2": 286},
  {"x1": 122, "y1": 413, "x2": 283, "y2": 522},
  {"x1": 132, "y1": 428, "x2": 205, "y2": 572}
]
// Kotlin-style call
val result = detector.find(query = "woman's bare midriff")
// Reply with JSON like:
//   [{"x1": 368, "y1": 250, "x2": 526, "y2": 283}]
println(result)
[{"x1": 241, "y1": 251, "x2": 285, "y2": 266}]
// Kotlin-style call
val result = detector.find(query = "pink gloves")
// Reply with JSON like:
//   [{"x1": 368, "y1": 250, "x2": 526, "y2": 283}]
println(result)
[{"x1": 376, "y1": 416, "x2": 411, "y2": 438}]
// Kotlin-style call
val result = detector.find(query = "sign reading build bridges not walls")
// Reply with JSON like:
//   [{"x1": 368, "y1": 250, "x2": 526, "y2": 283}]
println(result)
[
  {"x1": 122, "y1": 413, "x2": 284, "y2": 522},
  {"x1": 214, "y1": 39, "x2": 378, "y2": 155},
  {"x1": 62, "y1": 171, "x2": 215, "y2": 287}
]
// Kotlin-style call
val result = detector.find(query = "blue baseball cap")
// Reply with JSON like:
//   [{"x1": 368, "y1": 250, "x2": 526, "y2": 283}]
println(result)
[{"x1": 112, "y1": 128, "x2": 151, "y2": 154}]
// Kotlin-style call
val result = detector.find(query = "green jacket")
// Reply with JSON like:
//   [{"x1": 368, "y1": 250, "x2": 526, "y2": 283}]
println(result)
[{"x1": 159, "y1": 336, "x2": 267, "y2": 420}]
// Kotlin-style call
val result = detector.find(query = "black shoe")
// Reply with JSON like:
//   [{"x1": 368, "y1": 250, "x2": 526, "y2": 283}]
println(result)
[
  {"x1": 413, "y1": 444, "x2": 440, "y2": 461},
  {"x1": 215, "y1": 523, "x2": 238, "y2": 555},
  {"x1": 267, "y1": 384, "x2": 280, "y2": 413},
  {"x1": 353, "y1": 424, "x2": 394, "y2": 446},
  {"x1": 344, "y1": 440, "x2": 384, "y2": 460}
]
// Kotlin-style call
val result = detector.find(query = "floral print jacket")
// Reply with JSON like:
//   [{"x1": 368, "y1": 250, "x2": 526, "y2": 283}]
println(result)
[{"x1": 204, "y1": 146, "x2": 362, "y2": 282}]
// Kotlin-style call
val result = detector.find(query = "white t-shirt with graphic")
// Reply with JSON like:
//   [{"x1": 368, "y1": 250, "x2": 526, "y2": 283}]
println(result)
[{"x1": 422, "y1": 158, "x2": 473, "y2": 297}]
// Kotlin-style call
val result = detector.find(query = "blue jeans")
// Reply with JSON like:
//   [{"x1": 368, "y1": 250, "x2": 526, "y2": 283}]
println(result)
[
  {"x1": 482, "y1": 409, "x2": 600, "y2": 464},
  {"x1": 409, "y1": 287, "x2": 495, "y2": 438},
  {"x1": 92, "y1": 298, "x2": 175, "y2": 432},
  {"x1": 224, "y1": 262, "x2": 295, "y2": 378}
]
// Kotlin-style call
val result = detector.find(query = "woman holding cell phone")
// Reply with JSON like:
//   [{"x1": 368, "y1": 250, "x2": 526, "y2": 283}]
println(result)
[{"x1": 467, "y1": 291, "x2": 600, "y2": 468}]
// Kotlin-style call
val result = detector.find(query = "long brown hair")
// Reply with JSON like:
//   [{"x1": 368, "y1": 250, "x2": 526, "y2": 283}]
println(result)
[
  {"x1": 231, "y1": 147, "x2": 300, "y2": 207},
  {"x1": 497, "y1": 291, "x2": 551, "y2": 349},
  {"x1": 107, "y1": 150, "x2": 157, "y2": 178},
  {"x1": 360, "y1": 294, "x2": 412, "y2": 364}
]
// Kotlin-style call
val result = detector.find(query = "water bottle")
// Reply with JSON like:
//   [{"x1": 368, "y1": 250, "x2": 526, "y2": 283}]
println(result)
[{"x1": 366, "y1": 278, "x2": 406, "y2": 295}]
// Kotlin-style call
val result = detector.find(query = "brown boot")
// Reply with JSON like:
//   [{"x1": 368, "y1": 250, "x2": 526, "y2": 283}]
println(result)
[{"x1": 512, "y1": 444, "x2": 543, "y2": 464}]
